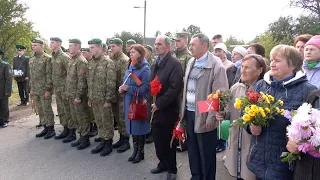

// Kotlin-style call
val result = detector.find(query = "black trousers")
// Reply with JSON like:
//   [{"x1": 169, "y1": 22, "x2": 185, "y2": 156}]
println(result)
[
  {"x1": 152, "y1": 122, "x2": 177, "y2": 174},
  {"x1": 17, "y1": 81, "x2": 29, "y2": 103},
  {"x1": 186, "y1": 110, "x2": 217, "y2": 180},
  {"x1": 0, "y1": 97, "x2": 9, "y2": 124}
]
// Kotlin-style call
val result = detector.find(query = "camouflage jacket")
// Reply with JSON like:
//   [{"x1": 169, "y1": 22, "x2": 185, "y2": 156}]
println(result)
[
  {"x1": 174, "y1": 47, "x2": 193, "y2": 75},
  {"x1": 66, "y1": 52, "x2": 88, "y2": 99},
  {"x1": 87, "y1": 53, "x2": 116, "y2": 104},
  {"x1": 111, "y1": 52, "x2": 129, "y2": 100},
  {"x1": 147, "y1": 56, "x2": 154, "y2": 65},
  {"x1": 29, "y1": 52, "x2": 53, "y2": 96},
  {"x1": 52, "y1": 48, "x2": 70, "y2": 92},
  {"x1": 0, "y1": 60, "x2": 12, "y2": 98}
]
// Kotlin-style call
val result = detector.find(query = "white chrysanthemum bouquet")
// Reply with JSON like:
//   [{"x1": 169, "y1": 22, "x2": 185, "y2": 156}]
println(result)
[{"x1": 281, "y1": 103, "x2": 320, "y2": 167}]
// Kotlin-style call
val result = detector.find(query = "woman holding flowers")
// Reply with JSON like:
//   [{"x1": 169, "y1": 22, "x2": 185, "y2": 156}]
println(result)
[
  {"x1": 218, "y1": 54, "x2": 267, "y2": 180},
  {"x1": 246, "y1": 45, "x2": 317, "y2": 180}
]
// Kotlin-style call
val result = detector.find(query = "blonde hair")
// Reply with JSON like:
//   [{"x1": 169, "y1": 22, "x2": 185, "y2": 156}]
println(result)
[{"x1": 270, "y1": 45, "x2": 303, "y2": 72}]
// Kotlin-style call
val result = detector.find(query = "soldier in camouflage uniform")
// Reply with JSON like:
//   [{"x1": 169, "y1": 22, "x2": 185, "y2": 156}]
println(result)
[
  {"x1": 29, "y1": 38, "x2": 56, "y2": 139},
  {"x1": 144, "y1": 45, "x2": 154, "y2": 65},
  {"x1": 81, "y1": 47, "x2": 98, "y2": 137},
  {"x1": 109, "y1": 38, "x2": 131, "y2": 153},
  {"x1": 65, "y1": 39, "x2": 91, "y2": 150},
  {"x1": 87, "y1": 38, "x2": 117, "y2": 156},
  {"x1": 126, "y1": 39, "x2": 136, "y2": 57},
  {"x1": 102, "y1": 43, "x2": 108, "y2": 56},
  {"x1": 49, "y1": 37, "x2": 75, "y2": 141}
]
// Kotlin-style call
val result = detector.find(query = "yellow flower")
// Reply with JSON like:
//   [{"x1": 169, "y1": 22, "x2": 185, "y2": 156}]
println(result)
[
  {"x1": 280, "y1": 109, "x2": 285, "y2": 116},
  {"x1": 235, "y1": 98, "x2": 242, "y2": 104},
  {"x1": 251, "y1": 105, "x2": 259, "y2": 113},
  {"x1": 243, "y1": 114, "x2": 251, "y2": 122},
  {"x1": 234, "y1": 102, "x2": 241, "y2": 109},
  {"x1": 268, "y1": 95, "x2": 275, "y2": 102},
  {"x1": 265, "y1": 108, "x2": 271, "y2": 113},
  {"x1": 259, "y1": 107, "x2": 266, "y2": 118},
  {"x1": 248, "y1": 110, "x2": 256, "y2": 117},
  {"x1": 278, "y1": 100, "x2": 284, "y2": 106},
  {"x1": 245, "y1": 107, "x2": 251, "y2": 113},
  {"x1": 276, "y1": 107, "x2": 281, "y2": 113},
  {"x1": 263, "y1": 95, "x2": 270, "y2": 104},
  {"x1": 260, "y1": 92, "x2": 266, "y2": 96}
]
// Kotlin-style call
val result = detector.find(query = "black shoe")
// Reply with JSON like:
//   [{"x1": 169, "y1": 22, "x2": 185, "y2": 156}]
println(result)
[
  {"x1": 17, "y1": 102, "x2": 24, "y2": 106},
  {"x1": 150, "y1": 167, "x2": 166, "y2": 174},
  {"x1": 36, "y1": 123, "x2": 43, "y2": 128},
  {"x1": 94, "y1": 137, "x2": 102, "y2": 142},
  {"x1": 132, "y1": 135, "x2": 145, "y2": 164},
  {"x1": 1, "y1": 122, "x2": 8, "y2": 128},
  {"x1": 216, "y1": 146, "x2": 226, "y2": 153},
  {"x1": 88, "y1": 123, "x2": 98, "y2": 137},
  {"x1": 117, "y1": 136, "x2": 130, "y2": 153},
  {"x1": 146, "y1": 135, "x2": 154, "y2": 144},
  {"x1": 176, "y1": 140, "x2": 188, "y2": 152},
  {"x1": 36, "y1": 126, "x2": 47, "y2": 138},
  {"x1": 71, "y1": 137, "x2": 82, "y2": 147},
  {"x1": 91, "y1": 139, "x2": 106, "y2": 154},
  {"x1": 112, "y1": 134, "x2": 124, "y2": 148},
  {"x1": 100, "y1": 140, "x2": 113, "y2": 156},
  {"x1": 128, "y1": 135, "x2": 138, "y2": 162},
  {"x1": 44, "y1": 126, "x2": 56, "y2": 139},
  {"x1": 77, "y1": 135, "x2": 90, "y2": 150},
  {"x1": 166, "y1": 173, "x2": 177, "y2": 180},
  {"x1": 62, "y1": 129, "x2": 76, "y2": 143},
  {"x1": 54, "y1": 127, "x2": 69, "y2": 139}
]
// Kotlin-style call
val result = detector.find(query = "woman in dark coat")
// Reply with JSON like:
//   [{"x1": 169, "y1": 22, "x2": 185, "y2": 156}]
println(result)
[
  {"x1": 246, "y1": 45, "x2": 317, "y2": 180},
  {"x1": 119, "y1": 44, "x2": 150, "y2": 163}
]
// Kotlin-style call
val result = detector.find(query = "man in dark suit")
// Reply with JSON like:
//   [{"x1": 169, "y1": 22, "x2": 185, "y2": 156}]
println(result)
[
  {"x1": 13, "y1": 45, "x2": 29, "y2": 106},
  {"x1": 149, "y1": 35, "x2": 183, "y2": 180}
]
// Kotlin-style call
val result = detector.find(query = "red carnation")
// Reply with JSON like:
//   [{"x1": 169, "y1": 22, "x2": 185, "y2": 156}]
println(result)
[
  {"x1": 248, "y1": 92, "x2": 260, "y2": 103},
  {"x1": 149, "y1": 76, "x2": 162, "y2": 123}
]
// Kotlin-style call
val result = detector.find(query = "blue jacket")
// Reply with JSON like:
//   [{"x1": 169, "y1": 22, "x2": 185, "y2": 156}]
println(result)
[
  {"x1": 246, "y1": 71, "x2": 317, "y2": 180},
  {"x1": 123, "y1": 59, "x2": 151, "y2": 135},
  {"x1": 304, "y1": 62, "x2": 320, "y2": 89}
]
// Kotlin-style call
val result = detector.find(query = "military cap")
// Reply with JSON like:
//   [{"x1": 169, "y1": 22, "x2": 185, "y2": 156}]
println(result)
[
  {"x1": 109, "y1": 38, "x2": 123, "y2": 45},
  {"x1": 144, "y1": 45, "x2": 153, "y2": 53},
  {"x1": 50, "y1": 37, "x2": 62, "y2": 42},
  {"x1": 174, "y1": 32, "x2": 190, "y2": 40},
  {"x1": 126, "y1": 39, "x2": 136, "y2": 45},
  {"x1": 0, "y1": 49, "x2": 4, "y2": 56},
  {"x1": 102, "y1": 43, "x2": 107, "y2": 48},
  {"x1": 68, "y1": 38, "x2": 82, "y2": 44},
  {"x1": 16, "y1": 45, "x2": 26, "y2": 50},
  {"x1": 81, "y1": 48, "x2": 90, "y2": 52},
  {"x1": 88, "y1": 38, "x2": 102, "y2": 45},
  {"x1": 32, "y1": 38, "x2": 44, "y2": 44}
]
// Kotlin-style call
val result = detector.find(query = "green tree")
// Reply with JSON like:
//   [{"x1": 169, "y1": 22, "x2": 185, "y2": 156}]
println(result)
[
  {"x1": 290, "y1": 0, "x2": 320, "y2": 19},
  {"x1": 112, "y1": 31, "x2": 143, "y2": 52},
  {"x1": 186, "y1": 24, "x2": 202, "y2": 40},
  {"x1": 254, "y1": 32, "x2": 279, "y2": 58},
  {"x1": 154, "y1": 30, "x2": 161, "y2": 37},
  {"x1": 295, "y1": 15, "x2": 320, "y2": 35},
  {"x1": 224, "y1": 35, "x2": 246, "y2": 48},
  {"x1": 268, "y1": 16, "x2": 295, "y2": 45},
  {"x1": 165, "y1": 31, "x2": 173, "y2": 38}
]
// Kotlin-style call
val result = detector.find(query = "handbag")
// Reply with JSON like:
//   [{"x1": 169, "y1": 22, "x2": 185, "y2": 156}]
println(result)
[{"x1": 128, "y1": 89, "x2": 148, "y2": 120}]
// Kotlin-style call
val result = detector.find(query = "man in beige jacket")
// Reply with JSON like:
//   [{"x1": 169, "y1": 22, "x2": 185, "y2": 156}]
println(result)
[{"x1": 179, "y1": 33, "x2": 228, "y2": 180}]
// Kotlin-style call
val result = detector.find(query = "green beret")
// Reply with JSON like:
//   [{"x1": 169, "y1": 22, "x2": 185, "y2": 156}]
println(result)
[
  {"x1": 174, "y1": 32, "x2": 189, "y2": 40},
  {"x1": 32, "y1": 38, "x2": 44, "y2": 44},
  {"x1": 144, "y1": 45, "x2": 153, "y2": 52},
  {"x1": 102, "y1": 43, "x2": 107, "y2": 48},
  {"x1": 88, "y1": 38, "x2": 102, "y2": 45},
  {"x1": 69, "y1": 38, "x2": 82, "y2": 44},
  {"x1": 81, "y1": 48, "x2": 90, "y2": 52},
  {"x1": 126, "y1": 39, "x2": 136, "y2": 45},
  {"x1": 0, "y1": 49, "x2": 4, "y2": 56},
  {"x1": 16, "y1": 45, "x2": 26, "y2": 50},
  {"x1": 50, "y1": 37, "x2": 62, "y2": 42},
  {"x1": 61, "y1": 46, "x2": 68, "y2": 52},
  {"x1": 109, "y1": 38, "x2": 123, "y2": 45}
]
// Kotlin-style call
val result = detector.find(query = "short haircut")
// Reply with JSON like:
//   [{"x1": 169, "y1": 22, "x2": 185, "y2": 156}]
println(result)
[
  {"x1": 131, "y1": 44, "x2": 146, "y2": 62},
  {"x1": 249, "y1": 43, "x2": 265, "y2": 57},
  {"x1": 270, "y1": 44, "x2": 303, "y2": 72},
  {"x1": 293, "y1": 34, "x2": 313, "y2": 47},
  {"x1": 164, "y1": 36, "x2": 172, "y2": 46},
  {"x1": 243, "y1": 54, "x2": 267, "y2": 80},
  {"x1": 212, "y1": 34, "x2": 222, "y2": 40},
  {"x1": 192, "y1": 33, "x2": 210, "y2": 48}
]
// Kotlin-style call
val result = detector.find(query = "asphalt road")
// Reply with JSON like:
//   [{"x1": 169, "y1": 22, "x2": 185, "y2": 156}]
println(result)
[{"x1": 0, "y1": 105, "x2": 234, "y2": 180}]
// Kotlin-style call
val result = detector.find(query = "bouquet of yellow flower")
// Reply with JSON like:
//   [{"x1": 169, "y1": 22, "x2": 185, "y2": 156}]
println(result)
[{"x1": 232, "y1": 90, "x2": 285, "y2": 128}]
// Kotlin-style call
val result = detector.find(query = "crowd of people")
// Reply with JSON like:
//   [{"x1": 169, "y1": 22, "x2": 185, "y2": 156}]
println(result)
[{"x1": 0, "y1": 32, "x2": 320, "y2": 180}]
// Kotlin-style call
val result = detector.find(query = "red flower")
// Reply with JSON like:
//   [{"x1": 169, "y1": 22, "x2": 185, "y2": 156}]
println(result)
[
  {"x1": 172, "y1": 121, "x2": 185, "y2": 141},
  {"x1": 248, "y1": 91, "x2": 260, "y2": 103},
  {"x1": 246, "y1": 89, "x2": 255, "y2": 96},
  {"x1": 150, "y1": 76, "x2": 162, "y2": 96}
]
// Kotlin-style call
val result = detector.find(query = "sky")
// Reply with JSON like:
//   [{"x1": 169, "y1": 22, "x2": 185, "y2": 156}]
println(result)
[{"x1": 20, "y1": 0, "x2": 304, "y2": 47}]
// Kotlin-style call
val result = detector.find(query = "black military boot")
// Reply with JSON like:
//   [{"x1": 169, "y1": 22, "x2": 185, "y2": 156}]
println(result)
[
  {"x1": 146, "y1": 132, "x2": 154, "y2": 144},
  {"x1": 44, "y1": 126, "x2": 56, "y2": 139},
  {"x1": 36, "y1": 125, "x2": 47, "y2": 138},
  {"x1": 128, "y1": 135, "x2": 138, "y2": 162},
  {"x1": 88, "y1": 123, "x2": 98, "y2": 137},
  {"x1": 117, "y1": 135, "x2": 130, "y2": 153},
  {"x1": 71, "y1": 136, "x2": 83, "y2": 147},
  {"x1": 77, "y1": 135, "x2": 90, "y2": 150},
  {"x1": 100, "y1": 139, "x2": 113, "y2": 156},
  {"x1": 112, "y1": 134, "x2": 124, "y2": 148},
  {"x1": 91, "y1": 139, "x2": 106, "y2": 154},
  {"x1": 132, "y1": 135, "x2": 145, "y2": 164},
  {"x1": 54, "y1": 127, "x2": 69, "y2": 140},
  {"x1": 62, "y1": 128, "x2": 76, "y2": 143},
  {"x1": 94, "y1": 137, "x2": 102, "y2": 142}
]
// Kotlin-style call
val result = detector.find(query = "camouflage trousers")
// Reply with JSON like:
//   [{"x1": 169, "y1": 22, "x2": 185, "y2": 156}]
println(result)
[
  {"x1": 33, "y1": 94, "x2": 54, "y2": 126},
  {"x1": 55, "y1": 91, "x2": 75, "y2": 129},
  {"x1": 112, "y1": 101, "x2": 128, "y2": 136},
  {"x1": 88, "y1": 106, "x2": 95, "y2": 124},
  {"x1": 69, "y1": 97, "x2": 90, "y2": 136},
  {"x1": 92, "y1": 103, "x2": 114, "y2": 140}
]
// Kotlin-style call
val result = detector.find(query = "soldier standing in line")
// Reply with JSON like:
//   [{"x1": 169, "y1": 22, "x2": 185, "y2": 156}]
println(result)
[
  {"x1": 144, "y1": 45, "x2": 154, "y2": 65},
  {"x1": 65, "y1": 39, "x2": 91, "y2": 150},
  {"x1": 49, "y1": 37, "x2": 75, "y2": 141},
  {"x1": 29, "y1": 38, "x2": 55, "y2": 139},
  {"x1": 109, "y1": 38, "x2": 130, "y2": 153},
  {"x1": 125, "y1": 39, "x2": 136, "y2": 56},
  {"x1": 87, "y1": 38, "x2": 117, "y2": 156},
  {"x1": 0, "y1": 49, "x2": 12, "y2": 128},
  {"x1": 81, "y1": 47, "x2": 98, "y2": 137}
]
